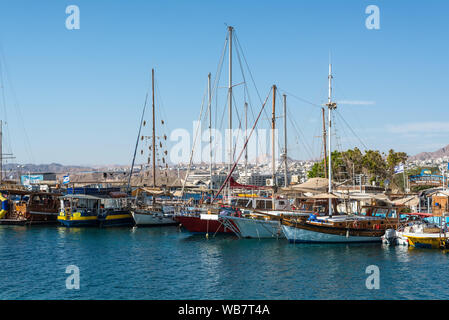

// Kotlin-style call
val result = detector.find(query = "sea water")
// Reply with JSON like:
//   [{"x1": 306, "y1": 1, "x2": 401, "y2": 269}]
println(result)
[{"x1": 0, "y1": 225, "x2": 448, "y2": 300}]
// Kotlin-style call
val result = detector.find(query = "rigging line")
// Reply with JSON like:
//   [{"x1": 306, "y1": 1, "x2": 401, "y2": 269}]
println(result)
[
  {"x1": 127, "y1": 92, "x2": 149, "y2": 191},
  {"x1": 233, "y1": 32, "x2": 272, "y2": 128},
  {"x1": 233, "y1": 32, "x2": 267, "y2": 162},
  {"x1": 212, "y1": 34, "x2": 228, "y2": 136},
  {"x1": 0, "y1": 44, "x2": 34, "y2": 163},
  {"x1": 0, "y1": 58, "x2": 12, "y2": 155},
  {"x1": 334, "y1": 112, "x2": 361, "y2": 182},
  {"x1": 275, "y1": 89, "x2": 286, "y2": 153},
  {"x1": 231, "y1": 94, "x2": 244, "y2": 162},
  {"x1": 332, "y1": 113, "x2": 355, "y2": 182},
  {"x1": 154, "y1": 80, "x2": 170, "y2": 171},
  {"x1": 233, "y1": 32, "x2": 263, "y2": 105},
  {"x1": 277, "y1": 87, "x2": 321, "y2": 109},
  {"x1": 278, "y1": 87, "x2": 319, "y2": 127},
  {"x1": 286, "y1": 108, "x2": 315, "y2": 160},
  {"x1": 233, "y1": 38, "x2": 257, "y2": 124},
  {"x1": 180, "y1": 81, "x2": 208, "y2": 196},
  {"x1": 212, "y1": 92, "x2": 229, "y2": 167},
  {"x1": 284, "y1": 100, "x2": 315, "y2": 156},
  {"x1": 154, "y1": 78, "x2": 170, "y2": 138},
  {"x1": 335, "y1": 109, "x2": 368, "y2": 151},
  {"x1": 212, "y1": 87, "x2": 273, "y2": 203}
]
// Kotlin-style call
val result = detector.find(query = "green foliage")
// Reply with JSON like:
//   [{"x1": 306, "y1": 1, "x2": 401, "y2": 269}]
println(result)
[{"x1": 308, "y1": 148, "x2": 409, "y2": 191}]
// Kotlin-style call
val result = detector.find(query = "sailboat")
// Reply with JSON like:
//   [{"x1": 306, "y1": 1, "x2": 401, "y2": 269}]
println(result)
[
  {"x1": 130, "y1": 69, "x2": 177, "y2": 227},
  {"x1": 219, "y1": 87, "x2": 310, "y2": 238},
  {"x1": 174, "y1": 26, "x2": 242, "y2": 235},
  {"x1": 281, "y1": 64, "x2": 400, "y2": 243}
]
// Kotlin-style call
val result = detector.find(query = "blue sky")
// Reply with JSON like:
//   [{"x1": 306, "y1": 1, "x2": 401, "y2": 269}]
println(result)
[{"x1": 0, "y1": 0, "x2": 447, "y2": 165}]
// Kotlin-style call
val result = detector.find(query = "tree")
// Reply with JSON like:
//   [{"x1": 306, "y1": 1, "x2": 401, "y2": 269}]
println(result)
[{"x1": 307, "y1": 148, "x2": 408, "y2": 190}]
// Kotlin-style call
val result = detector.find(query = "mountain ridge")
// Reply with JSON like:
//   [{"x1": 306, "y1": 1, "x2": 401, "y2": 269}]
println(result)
[{"x1": 409, "y1": 144, "x2": 449, "y2": 161}]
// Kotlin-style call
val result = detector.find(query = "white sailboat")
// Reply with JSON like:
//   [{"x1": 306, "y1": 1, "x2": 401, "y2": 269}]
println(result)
[{"x1": 130, "y1": 69, "x2": 177, "y2": 227}]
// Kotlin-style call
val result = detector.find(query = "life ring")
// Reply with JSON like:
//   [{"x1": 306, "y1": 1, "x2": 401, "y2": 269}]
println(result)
[{"x1": 0, "y1": 195, "x2": 8, "y2": 219}]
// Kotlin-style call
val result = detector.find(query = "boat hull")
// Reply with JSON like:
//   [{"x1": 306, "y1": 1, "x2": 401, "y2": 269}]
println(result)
[
  {"x1": 99, "y1": 211, "x2": 134, "y2": 227},
  {"x1": 403, "y1": 233, "x2": 448, "y2": 249},
  {"x1": 175, "y1": 215, "x2": 233, "y2": 234},
  {"x1": 281, "y1": 224, "x2": 382, "y2": 243},
  {"x1": 225, "y1": 216, "x2": 284, "y2": 239},
  {"x1": 57, "y1": 215, "x2": 98, "y2": 227},
  {"x1": 132, "y1": 210, "x2": 177, "y2": 226}
]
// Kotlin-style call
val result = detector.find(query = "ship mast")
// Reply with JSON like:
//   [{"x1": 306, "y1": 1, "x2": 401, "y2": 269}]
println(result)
[
  {"x1": 227, "y1": 26, "x2": 233, "y2": 203},
  {"x1": 208, "y1": 72, "x2": 213, "y2": 190},
  {"x1": 271, "y1": 85, "x2": 276, "y2": 209},
  {"x1": 244, "y1": 102, "x2": 248, "y2": 178},
  {"x1": 152, "y1": 68, "x2": 156, "y2": 188},
  {"x1": 326, "y1": 64, "x2": 337, "y2": 217},
  {"x1": 0, "y1": 120, "x2": 2, "y2": 184},
  {"x1": 283, "y1": 94, "x2": 288, "y2": 187},
  {"x1": 322, "y1": 107, "x2": 328, "y2": 179}
]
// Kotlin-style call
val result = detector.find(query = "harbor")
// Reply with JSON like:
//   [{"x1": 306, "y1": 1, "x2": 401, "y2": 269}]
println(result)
[
  {"x1": 0, "y1": 0, "x2": 448, "y2": 304},
  {"x1": 1, "y1": 225, "x2": 449, "y2": 300}
]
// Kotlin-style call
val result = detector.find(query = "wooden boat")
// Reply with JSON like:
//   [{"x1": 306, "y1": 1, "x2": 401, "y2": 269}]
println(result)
[
  {"x1": 282, "y1": 211, "x2": 399, "y2": 243},
  {"x1": 281, "y1": 64, "x2": 403, "y2": 244},
  {"x1": 0, "y1": 189, "x2": 61, "y2": 225}
]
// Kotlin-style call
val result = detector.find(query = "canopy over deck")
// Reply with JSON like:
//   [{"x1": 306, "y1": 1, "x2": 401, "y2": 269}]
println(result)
[
  {"x1": 131, "y1": 187, "x2": 172, "y2": 197},
  {"x1": 280, "y1": 178, "x2": 333, "y2": 194}
]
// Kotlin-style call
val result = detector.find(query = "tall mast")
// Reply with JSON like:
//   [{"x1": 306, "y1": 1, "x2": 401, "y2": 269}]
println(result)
[
  {"x1": 152, "y1": 68, "x2": 156, "y2": 188},
  {"x1": 322, "y1": 107, "x2": 328, "y2": 179},
  {"x1": 227, "y1": 26, "x2": 233, "y2": 203},
  {"x1": 326, "y1": 64, "x2": 337, "y2": 217},
  {"x1": 283, "y1": 94, "x2": 288, "y2": 187},
  {"x1": 0, "y1": 120, "x2": 2, "y2": 184},
  {"x1": 272, "y1": 85, "x2": 276, "y2": 209},
  {"x1": 244, "y1": 102, "x2": 248, "y2": 177},
  {"x1": 228, "y1": 26, "x2": 233, "y2": 172},
  {"x1": 208, "y1": 72, "x2": 213, "y2": 189}
]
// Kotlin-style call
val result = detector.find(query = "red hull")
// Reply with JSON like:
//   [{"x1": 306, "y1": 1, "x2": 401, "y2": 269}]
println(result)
[{"x1": 175, "y1": 215, "x2": 235, "y2": 234}]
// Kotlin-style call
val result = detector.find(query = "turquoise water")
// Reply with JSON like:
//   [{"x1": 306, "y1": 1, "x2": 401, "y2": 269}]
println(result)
[{"x1": 0, "y1": 225, "x2": 448, "y2": 300}]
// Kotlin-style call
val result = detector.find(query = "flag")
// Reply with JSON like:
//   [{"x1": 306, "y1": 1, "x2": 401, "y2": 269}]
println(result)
[
  {"x1": 63, "y1": 175, "x2": 70, "y2": 184},
  {"x1": 394, "y1": 164, "x2": 404, "y2": 174}
]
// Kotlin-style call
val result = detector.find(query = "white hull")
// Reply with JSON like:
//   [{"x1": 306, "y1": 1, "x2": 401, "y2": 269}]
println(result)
[
  {"x1": 227, "y1": 216, "x2": 284, "y2": 239},
  {"x1": 132, "y1": 210, "x2": 177, "y2": 226},
  {"x1": 281, "y1": 224, "x2": 381, "y2": 243},
  {"x1": 381, "y1": 229, "x2": 409, "y2": 246}
]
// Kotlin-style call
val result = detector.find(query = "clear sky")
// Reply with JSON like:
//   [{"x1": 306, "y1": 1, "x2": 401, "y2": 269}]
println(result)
[{"x1": 0, "y1": 0, "x2": 447, "y2": 166}]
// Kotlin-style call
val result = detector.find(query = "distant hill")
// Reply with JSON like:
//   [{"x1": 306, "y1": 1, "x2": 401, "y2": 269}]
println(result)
[
  {"x1": 3, "y1": 163, "x2": 93, "y2": 173},
  {"x1": 409, "y1": 144, "x2": 449, "y2": 161}
]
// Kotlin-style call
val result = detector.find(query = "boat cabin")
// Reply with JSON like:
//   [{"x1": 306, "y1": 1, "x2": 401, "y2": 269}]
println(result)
[
  {"x1": 1, "y1": 189, "x2": 61, "y2": 223},
  {"x1": 231, "y1": 196, "x2": 291, "y2": 210}
]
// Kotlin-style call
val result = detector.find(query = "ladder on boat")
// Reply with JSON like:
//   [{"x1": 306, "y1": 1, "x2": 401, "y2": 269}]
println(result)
[{"x1": 219, "y1": 217, "x2": 241, "y2": 238}]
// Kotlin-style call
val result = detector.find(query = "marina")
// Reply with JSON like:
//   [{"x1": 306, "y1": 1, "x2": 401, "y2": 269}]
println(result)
[
  {"x1": 0, "y1": 225, "x2": 449, "y2": 300},
  {"x1": 0, "y1": 0, "x2": 448, "y2": 304}
]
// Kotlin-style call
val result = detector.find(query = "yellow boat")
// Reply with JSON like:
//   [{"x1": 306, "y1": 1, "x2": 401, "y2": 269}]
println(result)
[
  {"x1": 404, "y1": 234, "x2": 448, "y2": 249},
  {"x1": 402, "y1": 223, "x2": 449, "y2": 249}
]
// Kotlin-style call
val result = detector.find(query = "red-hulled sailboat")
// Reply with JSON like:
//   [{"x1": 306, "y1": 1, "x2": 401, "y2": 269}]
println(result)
[{"x1": 175, "y1": 26, "x2": 271, "y2": 236}]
